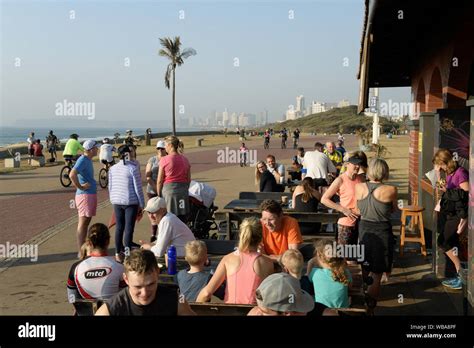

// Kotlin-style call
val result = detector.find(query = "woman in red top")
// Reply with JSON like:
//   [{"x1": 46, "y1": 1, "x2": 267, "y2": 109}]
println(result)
[
  {"x1": 156, "y1": 135, "x2": 191, "y2": 222},
  {"x1": 32, "y1": 139, "x2": 44, "y2": 157}
]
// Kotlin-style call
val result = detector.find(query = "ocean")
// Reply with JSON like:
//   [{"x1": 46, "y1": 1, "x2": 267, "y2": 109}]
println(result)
[{"x1": 0, "y1": 127, "x2": 198, "y2": 147}]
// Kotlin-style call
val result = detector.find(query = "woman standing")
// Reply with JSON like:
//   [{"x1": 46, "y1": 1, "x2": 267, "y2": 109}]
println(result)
[
  {"x1": 321, "y1": 153, "x2": 366, "y2": 249},
  {"x1": 433, "y1": 149, "x2": 469, "y2": 290},
  {"x1": 255, "y1": 161, "x2": 279, "y2": 192},
  {"x1": 145, "y1": 140, "x2": 167, "y2": 242},
  {"x1": 196, "y1": 217, "x2": 274, "y2": 304},
  {"x1": 108, "y1": 145, "x2": 145, "y2": 262},
  {"x1": 355, "y1": 158, "x2": 397, "y2": 301},
  {"x1": 157, "y1": 135, "x2": 191, "y2": 222}
]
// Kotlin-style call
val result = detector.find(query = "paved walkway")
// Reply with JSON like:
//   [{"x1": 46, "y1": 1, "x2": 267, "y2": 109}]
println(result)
[{"x1": 0, "y1": 134, "x2": 462, "y2": 315}]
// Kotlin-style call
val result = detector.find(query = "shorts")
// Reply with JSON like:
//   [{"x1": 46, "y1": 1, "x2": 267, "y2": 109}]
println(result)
[
  {"x1": 48, "y1": 146, "x2": 56, "y2": 153},
  {"x1": 437, "y1": 212, "x2": 460, "y2": 252},
  {"x1": 359, "y1": 220, "x2": 394, "y2": 273},
  {"x1": 28, "y1": 148, "x2": 34, "y2": 156},
  {"x1": 75, "y1": 194, "x2": 97, "y2": 217},
  {"x1": 337, "y1": 224, "x2": 358, "y2": 245}
]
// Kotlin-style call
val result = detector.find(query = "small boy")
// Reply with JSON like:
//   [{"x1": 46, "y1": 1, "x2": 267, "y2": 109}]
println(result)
[
  {"x1": 176, "y1": 240, "x2": 211, "y2": 302},
  {"x1": 239, "y1": 143, "x2": 248, "y2": 167},
  {"x1": 280, "y1": 249, "x2": 304, "y2": 279}
]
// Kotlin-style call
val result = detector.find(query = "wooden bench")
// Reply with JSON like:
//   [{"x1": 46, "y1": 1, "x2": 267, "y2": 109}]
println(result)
[
  {"x1": 239, "y1": 191, "x2": 292, "y2": 200},
  {"x1": 189, "y1": 302, "x2": 253, "y2": 316},
  {"x1": 214, "y1": 211, "x2": 340, "y2": 240}
]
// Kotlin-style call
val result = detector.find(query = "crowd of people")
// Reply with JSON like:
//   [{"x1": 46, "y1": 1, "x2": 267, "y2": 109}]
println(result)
[{"x1": 61, "y1": 130, "x2": 468, "y2": 316}]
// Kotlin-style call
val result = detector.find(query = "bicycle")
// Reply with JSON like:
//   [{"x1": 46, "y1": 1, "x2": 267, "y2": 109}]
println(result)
[
  {"x1": 60, "y1": 156, "x2": 77, "y2": 187},
  {"x1": 263, "y1": 137, "x2": 270, "y2": 149},
  {"x1": 99, "y1": 160, "x2": 115, "y2": 189}
]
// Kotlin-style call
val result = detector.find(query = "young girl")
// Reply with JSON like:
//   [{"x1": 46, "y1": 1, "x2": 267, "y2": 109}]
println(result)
[{"x1": 306, "y1": 239, "x2": 352, "y2": 308}]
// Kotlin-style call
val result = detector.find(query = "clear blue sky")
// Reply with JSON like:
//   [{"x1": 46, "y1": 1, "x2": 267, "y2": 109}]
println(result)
[{"x1": 1, "y1": 0, "x2": 410, "y2": 128}]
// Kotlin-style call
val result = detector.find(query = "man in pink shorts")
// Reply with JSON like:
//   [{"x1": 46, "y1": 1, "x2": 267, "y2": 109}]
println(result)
[{"x1": 69, "y1": 140, "x2": 101, "y2": 257}]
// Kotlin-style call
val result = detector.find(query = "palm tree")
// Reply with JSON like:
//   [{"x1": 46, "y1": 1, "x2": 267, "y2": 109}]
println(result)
[{"x1": 159, "y1": 37, "x2": 197, "y2": 135}]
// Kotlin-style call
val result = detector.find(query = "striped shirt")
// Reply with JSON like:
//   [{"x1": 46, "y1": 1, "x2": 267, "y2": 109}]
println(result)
[{"x1": 108, "y1": 160, "x2": 145, "y2": 207}]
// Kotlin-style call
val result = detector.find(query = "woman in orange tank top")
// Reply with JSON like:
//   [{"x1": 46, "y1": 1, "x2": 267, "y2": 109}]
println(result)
[
  {"x1": 196, "y1": 217, "x2": 274, "y2": 304},
  {"x1": 321, "y1": 152, "x2": 366, "y2": 248}
]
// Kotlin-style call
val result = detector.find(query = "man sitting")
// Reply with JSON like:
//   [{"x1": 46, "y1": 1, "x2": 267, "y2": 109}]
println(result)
[
  {"x1": 266, "y1": 154, "x2": 285, "y2": 185},
  {"x1": 95, "y1": 249, "x2": 195, "y2": 315},
  {"x1": 140, "y1": 197, "x2": 195, "y2": 258},
  {"x1": 324, "y1": 141, "x2": 343, "y2": 174},
  {"x1": 302, "y1": 142, "x2": 337, "y2": 189},
  {"x1": 259, "y1": 200, "x2": 302, "y2": 261}
]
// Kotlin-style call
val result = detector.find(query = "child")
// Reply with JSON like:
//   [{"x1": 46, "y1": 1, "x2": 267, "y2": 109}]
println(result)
[
  {"x1": 239, "y1": 143, "x2": 248, "y2": 167},
  {"x1": 280, "y1": 249, "x2": 304, "y2": 279},
  {"x1": 176, "y1": 240, "x2": 211, "y2": 302},
  {"x1": 307, "y1": 239, "x2": 352, "y2": 308}
]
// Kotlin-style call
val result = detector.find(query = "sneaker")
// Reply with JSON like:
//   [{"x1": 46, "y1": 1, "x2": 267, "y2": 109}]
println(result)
[{"x1": 442, "y1": 276, "x2": 462, "y2": 290}]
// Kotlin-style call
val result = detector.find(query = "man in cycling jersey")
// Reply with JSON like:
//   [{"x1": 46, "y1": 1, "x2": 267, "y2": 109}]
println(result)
[
  {"x1": 99, "y1": 138, "x2": 116, "y2": 168},
  {"x1": 63, "y1": 134, "x2": 84, "y2": 161}
]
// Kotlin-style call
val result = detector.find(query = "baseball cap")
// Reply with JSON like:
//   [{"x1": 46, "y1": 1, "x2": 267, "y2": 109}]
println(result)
[
  {"x1": 83, "y1": 140, "x2": 101, "y2": 151},
  {"x1": 256, "y1": 273, "x2": 314, "y2": 313},
  {"x1": 347, "y1": 154, "x2": 363, "y2": 165},
  {"x1": 144, "y1": 197, "x2": 167, "y2": 213},
  {"x1": 156, "y1": 140, "x2": 166, "y2": 149}
]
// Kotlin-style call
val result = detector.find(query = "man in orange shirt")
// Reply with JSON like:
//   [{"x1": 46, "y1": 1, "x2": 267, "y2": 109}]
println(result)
[{"x1": 259, "y1": 200, "x2": 303, "y2": 260}]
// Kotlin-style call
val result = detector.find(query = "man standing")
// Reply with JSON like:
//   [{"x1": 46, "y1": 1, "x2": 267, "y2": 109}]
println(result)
[
  {"x1": 46, "y1": 130, "x2": 59, "y2": 162},
  {"x1": 324, "y1": 141, "x2": 343, "y2": 174},
  {"x1": 302, "y1": 142, "x2": 337, "y2": 188},
  {"x1": 69, "y1": 140, "x2": 100, "y2": 257},
  {"x1": 26, "y1": 132, "x2": 36, "y2": 165}
]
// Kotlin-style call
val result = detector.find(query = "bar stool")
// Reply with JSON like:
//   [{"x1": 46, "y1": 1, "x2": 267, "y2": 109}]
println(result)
[{"x1": 399, "y1": 191, "x2": 427, "y2": 256}]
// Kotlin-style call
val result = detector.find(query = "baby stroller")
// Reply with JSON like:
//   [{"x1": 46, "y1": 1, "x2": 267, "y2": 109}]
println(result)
[{"x1": 188, "y1": 181, "x2": 219, "y2": 239}]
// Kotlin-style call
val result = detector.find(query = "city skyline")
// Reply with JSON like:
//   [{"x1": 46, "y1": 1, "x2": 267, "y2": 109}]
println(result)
[{"x1": 1, "y1": 0, "x2": 410, "y2": 129}]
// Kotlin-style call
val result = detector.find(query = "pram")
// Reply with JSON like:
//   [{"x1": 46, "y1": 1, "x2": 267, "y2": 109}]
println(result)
[{"x1": 187, "y1": 181, "x2": 219, "y2": 239}]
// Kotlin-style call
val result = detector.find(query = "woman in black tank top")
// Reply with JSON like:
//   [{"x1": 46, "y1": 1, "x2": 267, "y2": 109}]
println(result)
[{"x1": 292, "y1": 177, "x2": 322, "y2": 234}]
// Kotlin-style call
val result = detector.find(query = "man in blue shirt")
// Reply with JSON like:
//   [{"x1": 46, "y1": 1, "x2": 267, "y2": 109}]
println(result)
[{"x1": 70, "y1": 140, "x2": 100, "y2": 257}]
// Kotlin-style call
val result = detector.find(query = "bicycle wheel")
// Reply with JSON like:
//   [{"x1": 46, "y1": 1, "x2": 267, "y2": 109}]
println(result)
[
  {"x1": 60, "y1": 166, "x2": 72, "y2": 187},
  {"x1": 99, "y1": 168, "x2": 108, "y2": 188}
]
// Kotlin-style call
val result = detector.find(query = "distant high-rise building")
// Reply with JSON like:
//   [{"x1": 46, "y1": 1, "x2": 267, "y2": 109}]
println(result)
[
  {"x1": 222, "y1": 108, "x2": 229, "y2": 127},
  {"x1": 230, "y1": 112, "x2": 238, "y2": 126},
  {"x1": 286, "y1": 108, "x2": 297, "y2": 120},
  {"x1": 311, "y1": 101, "x2": 326, "y2": 114},
  {"x1": 338, "y1": 99, "x2": 350, "y2": 107},
  {"x1": 296, "y1": 95, "x2": 305, "y2": 115}
]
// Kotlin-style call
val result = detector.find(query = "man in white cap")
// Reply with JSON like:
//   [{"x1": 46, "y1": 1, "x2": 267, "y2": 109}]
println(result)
[
  {"x1": 140, "y1": 197, "x2": 195, "y2": 258},
  {"x1": 247, "y1": 273, "x2": 315, "y2": 316},
  {"x1": 69, "y1": 140, "x2": 101, "y2": 257}
]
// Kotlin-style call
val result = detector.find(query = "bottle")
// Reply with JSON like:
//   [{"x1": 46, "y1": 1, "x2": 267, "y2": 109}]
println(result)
[{"x1": 167, "y1": 245, "x2": 177, "y2": 275}]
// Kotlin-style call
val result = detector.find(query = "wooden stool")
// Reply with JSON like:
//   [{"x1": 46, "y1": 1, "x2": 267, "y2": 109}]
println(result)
[{"x1": 399, "y1": 191, "x2": 426, "y2": 256}]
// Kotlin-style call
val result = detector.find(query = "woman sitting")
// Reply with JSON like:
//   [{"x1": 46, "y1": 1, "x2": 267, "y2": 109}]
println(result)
[
  {"x1": 255, "y1": 160, "x2": 279, "y2": 192},
  {"x1": 292, "y1": 177, "x2": 322, "y2": 234},
  {"x1": 196, "y1": 217, "x2": 274, "y2": 304}
]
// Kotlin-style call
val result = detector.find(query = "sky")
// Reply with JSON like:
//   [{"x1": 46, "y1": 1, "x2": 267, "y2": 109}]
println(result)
[{"x1": 1, "y1": 0, "x2": 410, "y2": 128}]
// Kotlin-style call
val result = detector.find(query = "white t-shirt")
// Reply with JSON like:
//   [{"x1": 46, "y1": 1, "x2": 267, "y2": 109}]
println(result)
[
  {"x1": 151, "y1": 212, "x2": 196, "y2": 257},
  {"x1": 99, "y1": 144, "x2": 116, "y2": 162},
  {"x1": 303, "y1": 151, "x2": 336, "y2": 179}
]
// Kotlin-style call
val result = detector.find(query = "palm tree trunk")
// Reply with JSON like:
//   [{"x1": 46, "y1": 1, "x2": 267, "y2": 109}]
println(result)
[{"x1": 172, "y1": 68, "x2": 176, "y2": 135}]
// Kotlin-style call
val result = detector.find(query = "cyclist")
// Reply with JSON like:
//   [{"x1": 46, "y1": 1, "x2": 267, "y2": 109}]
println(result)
[
  {"x1": 263, "y1": 129, "x2": 271, "y2": 148},
  {"x1": 292, "y1": 128, "x2": 300, "y2": 149},
  {"x1": 63, "y1": 134, "x2": 84, "y2": 163},
  {"x1": 99, "y1": 138, "x2": 116, "y2": 169}
]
